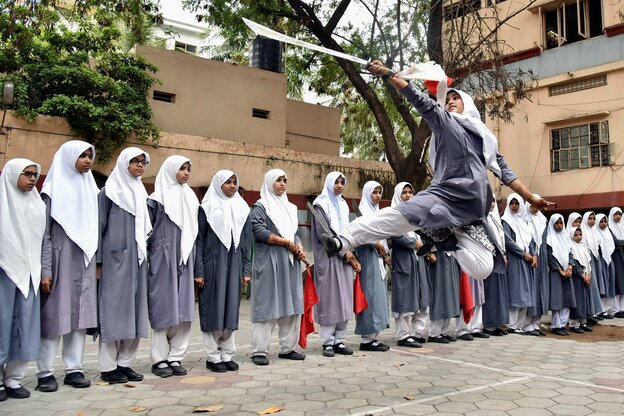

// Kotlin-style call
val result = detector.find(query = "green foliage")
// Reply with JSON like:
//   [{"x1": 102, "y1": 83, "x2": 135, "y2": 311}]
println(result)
[{"x1": 0, "y1": 0, "x2": 161, "y2": 162}]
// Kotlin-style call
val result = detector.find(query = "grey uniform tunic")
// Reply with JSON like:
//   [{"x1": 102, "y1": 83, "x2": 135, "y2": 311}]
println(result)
[
  {"x1": 394, "y1": 84, "x2": 517, "y2": 229},
  {"x1": 548, "y1": 249, "x2": 576, "y2": 310},
  {"x1": 195, "y1": 208, "x2": 251, "y2": 332},
  {"x1": 610, "y1": 232, "x2": 624, "y2": 296},
  {"x1": 0, "y1": 274, "x2": 40, "y2": 363},
  {"x1": 354, "y1": 244, "x2": 388, "y2": 335},
  {"x1": 249, "y1": 204, "x2": 303, "y2": 323},
  {"x1": 390, "y1": 235, "x2": 430, "y2": 314},
  {"x1": 427, "y1": 252, "x2": 460, "y2": 321},
  {"x1": 502, "y1": 222, "x2": 535, "y2": 309},
  {"x1": 146, "y1": 199, "x2": 195, "y2": 330},
  {"x1": 312, "y1": 206, "x2": 354, "y2": 325},
  {"x1": 587, "y1": 253, "x2": 604, "y2": 315},
  {"x1": 40, "y1": 195, "x2": 97, "y2": 338},
  {"x1": 482, "y1": 254, "x2": 509, "y2": 328},
  {"x1": 569, "y1": 260, "x2": 590, "y2": 320},
  {"x1": 97, "y1": 189, "x2": 149, "y2": 342},
  {"x1": 532, "y1": 227, "x2": 550, "y2": 316}
]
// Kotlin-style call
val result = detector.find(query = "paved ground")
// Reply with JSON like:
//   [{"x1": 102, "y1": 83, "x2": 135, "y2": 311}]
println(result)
[{"x1": 2, "y1": 299, "x2": 624, "y2": 416}]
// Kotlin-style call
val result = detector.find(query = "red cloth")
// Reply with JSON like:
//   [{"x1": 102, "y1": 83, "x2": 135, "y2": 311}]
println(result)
[
  {"x1": 298, "y1": 267, "x2": 319, "y2": 349},
  {"x1": 353, "y1": 272, "x2": 369, "y2": 314},
  {"x1": 423, "y1": 78, "x2": 454, "y2": 96},
  {"x1": 459, "y1": 271, "x2": 475, "y2": 324}
]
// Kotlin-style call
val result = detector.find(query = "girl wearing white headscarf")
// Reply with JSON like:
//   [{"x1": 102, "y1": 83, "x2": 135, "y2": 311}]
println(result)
[
  {"x1": 196, "y1": 170, "x2": 251, "y2": 373},
  {"x1": 146, "y1": 156, "x2": 199, "y2": 378},
  {"x1": 580, "y1": 212, "x2": 605, "y2": 320},
  {"x1": 36, "y1": 141, "x2": 98, "y2": 393},
  {"x1": 500, "y1": 193, "x2": 536, "y2": 334},
  {"x1": 249, "y1": 169, "x2": 306, "y2": 366},
  {"x1": 312, "y1": 171, "x2": 358, "y2": 357},
  {"x1": 389, "y1": 182, "x2": 431, "y2": 347},
  {"x1": 97, "y1": 147, "x2": 151, "y2": 384},
  {"x1": 596, "y1": 213, "x2": 617, "y2": 318},
  {"x1": 354, "y1": 181, "x2": 390, "y2": 351},
  {"x1": 546, "y1": 214, "x2": 575, "y2": 335},
  {"x1": 326, "y1": 61, "x2": 553, "y2": 284},
  {"x1": 566, "y1": 212, "x2": 582, "y2": 234},
  {"x1": 0, "y1": 159, "x2": 45, "y2": 400},
  {"x1": 482, "y1": 201, "x2": 510, "y2": 336},
  {"x1": 568, "y1": 227, "x2": 592, "y2": 333},
  {"x1": 608, "y1": 207, "x2": 624, "y2": 316},
  {"x1": 522, "y1": 195, "x2": 549, "y2": 336}
]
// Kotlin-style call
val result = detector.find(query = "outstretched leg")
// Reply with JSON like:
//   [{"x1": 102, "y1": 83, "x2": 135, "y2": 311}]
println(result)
[
  {"x1": 335, "y1": 207, "x2": 414, "y2": 256},
  {"x1": 451, "y1": 228, "x2": 494, "y2": 280}
]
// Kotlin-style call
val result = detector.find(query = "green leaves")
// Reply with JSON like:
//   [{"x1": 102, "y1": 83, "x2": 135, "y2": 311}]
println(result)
[{"x1": 0, "y1": 0, "x2": 160, "y2": 162}]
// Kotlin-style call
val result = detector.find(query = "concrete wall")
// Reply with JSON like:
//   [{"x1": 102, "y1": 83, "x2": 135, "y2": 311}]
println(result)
[
  {"x1": 0, "y1": 112, "x2": 394, "y2": 201},
  {"x1": 138, "y1": 46, "x2": 342, "y2": 156}
]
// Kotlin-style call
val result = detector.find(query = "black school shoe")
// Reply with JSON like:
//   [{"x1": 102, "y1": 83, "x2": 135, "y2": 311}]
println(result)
[
  {"x1": 167, "y1": 361, "x2": 187, "y2": 376},
  {"x1": 332, "y1": 342, "x2": 354, "y2": 355},
  {"x1": 580, "y1": 324, "x2": 593, "y2": 332},
  {"x1": 471, "y1": 331, "x2": 490, "y2": 339},
  {"x1": 551, "y1": 328, "x2": 568, "y2": 336},
  {"x1": 569, "y1": 326, "x2": 584, "y2": 334},
  {"x1": 152, "y1": 363, "x2": 173, "y2": 378},
  {"x1": 397, "y1": 337, "x2": 422, "y2": 348},
  {"x1": 278, "y1": 351, "x2": 306, "y2": 360},
  {"x1": 0, "y1": 385, "x2": 6, "y2": 402},
  {"x1": 5, "y1": 386, "x2": 30, "y2": 399},
  {"x1": 457, "y1": 333, "x2": 474, "y2": 341},
  {"x1": 427, "y1": 336, "x2": 449, "y2": 344},
  {"x1": 101, "y1": 369, "x2": 128, "y2": 384},
  {"x1": 206, "y1": 361, "x2": 227, "y2": 372},
  {"x1": 117, "y1": 366, "x2": 143, "y2": 382},
  {"x1": 224, "y1": 361, "x2": 239, "y2": 371},
  {"x1": 35, "y1": 375, "x2": 58, "y2": 392},
  {"x1": 64, "y1": 372, "x2": 91, "y2": 388},
  {"x1": 251, "y1": 355, "x2": 269, "y2": 366},
  {"x1": 483, "y1": 328, "x2": 505, "y2": 337},
  {"x1": 360, "y1": 340, "x2": 390, "y2": 351}
]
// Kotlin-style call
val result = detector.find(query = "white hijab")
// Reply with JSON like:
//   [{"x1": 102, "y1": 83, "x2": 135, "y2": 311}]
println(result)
[
  {"x1": 313, "y1": 171, "x2": 350, "y2": 234},
  {"x1": 569, "y1": 227, "x2": 591, "y2": 274},
  {"x1": 596, "y1": 213, "x2": 615, "y2": 265},
  {"x1": 149, "y1": 155, "x2": 199, "y2": 265},
  {"x1": 41, "y1": 141, "x2": 99, "y2": 266},
  {"x1": 524, "y1": 194, "x2": 547, "y2": 248},
  {"x1": 257, "y1": 169, "x2": 299, "y2": 263},
  {"x1": 201, "y1": 170, "x2": 250, "y2": 250},
  {"x1": 501, "y1": 193, "x2": 533, "y2": 250},
  {"x1": 581, "y1": 211, "x2": 601, "y2": 258},
  {"x1": 0, "y1": 159, "x2": 46, "y2": 298},
  {"x1": 608, "y1": 207, "x2": 624, "y2": 240},
  {"x1": 105, "y1": 147, "x2": 152, "y2": 265},
  {"x1": 546, "y1": 214, "x2": 572, "y2": 268},
  {"x1": 360, "y1": 180, "x2": 386, "y2": 277},
  {"x1": 487, "y1": 202, "x2": 506, "y2": 254},
  {"x1": 391, "y1": 182, "x2": 416, "y2": 239},
  {"x1": 429, "y1": 89, "x2": 501, "y2": 177},
  {"x1": 566, "y1": 212, "x2": 582, "y2": 234}
]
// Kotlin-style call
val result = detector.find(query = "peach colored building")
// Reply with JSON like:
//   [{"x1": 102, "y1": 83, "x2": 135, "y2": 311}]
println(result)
[{"x1": 445, "y1": 0, "x2": 624, "y2": 212}]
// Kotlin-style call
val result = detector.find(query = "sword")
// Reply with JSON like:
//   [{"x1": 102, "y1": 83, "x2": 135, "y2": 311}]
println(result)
[
  {"x1": 306, "y1": 201, "x2": 336, "y2": 237},
  {"x1": 242, "y1": 18, "x2": 449, "y2": 84}
]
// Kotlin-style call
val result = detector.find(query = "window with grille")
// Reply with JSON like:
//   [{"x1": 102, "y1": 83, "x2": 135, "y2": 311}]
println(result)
[
  {"x1": 549, "y1": 75, "x2": 607, "y2": 96},
  {"x1": 550, "y1": 121, "x2": 611, "y2": 172},
  {"x1": 175, "y1": 41, "x2": 198, "y2": 54},
  {"x1": 444, "y1": 0, "x2": 482, "y2": 21}
]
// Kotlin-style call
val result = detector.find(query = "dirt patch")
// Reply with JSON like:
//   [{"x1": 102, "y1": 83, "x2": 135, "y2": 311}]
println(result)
[{"x1": 546, "y1": 323, "x2": 624, "y2": 342}]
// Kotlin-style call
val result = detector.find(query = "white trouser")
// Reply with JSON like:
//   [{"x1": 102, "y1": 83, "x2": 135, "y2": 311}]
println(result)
[
  {"x1": 455, "y1": 306, "x2": 483, "y2": 336},
  {"x1": 339, "y1": 208, "x2": 493, "y2": 280},
  {"x1": 319, "y1": 320, "x2": 348, "y2": 346},
  {"x1": 551, "y1": 308, "x2": 570, "y2": 329},
  {"x1": 615, "y1": 295, "x2": 624, "y2": 313},
  {"x1": 150, "y1": 322, "x2": 192, "y2": 365},
  {"x1": 394, "y1": 310, "x2": 428, "y2": 340},
  {"x1": 429, "y1": 319, "x2": 450, "y2": 338},
  {"x1": 361, "y1": 333, "x2": 379, "y2": 343},
  {"x1": 507, "y1": 308, "x2": 527, "y2": 330},
  {"x1": 99, "y1": 339, "x2": 140, "y2": 372},
  {"x1": 251, "y1": 315, "x2": 300, "y2": 356},
  {"x1": 1, "y1": 361, "x2": 29, "y2": 388},
  {"x1": 602, "y1": 297, "x2": 616, "y2": 314},
  {"x1": 522, "y1": 314, "x2": 542, "y2": 332},
  {"x1": 202, "y1": 329, "x2": 236, "y2": 363},
  {"x1": 36, "y1": 329, "x2": 87, "y2": 378}
]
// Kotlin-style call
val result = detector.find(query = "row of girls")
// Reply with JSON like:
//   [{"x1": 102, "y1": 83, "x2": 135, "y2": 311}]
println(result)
[
  {"x1": 489, "y1": 192, "x2": 624, "y2": 338},
  {"x1": 0, "y1": 141, "x2": 310, "y2": 401}
]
